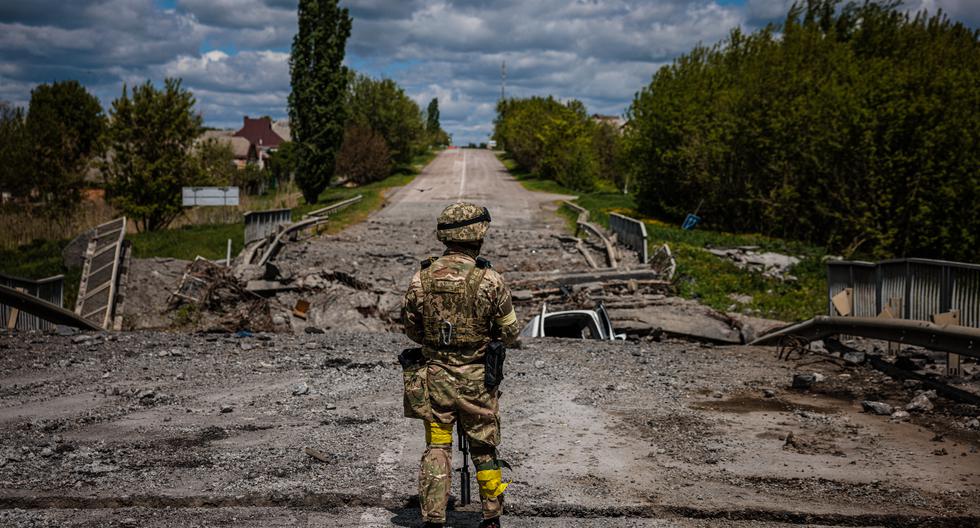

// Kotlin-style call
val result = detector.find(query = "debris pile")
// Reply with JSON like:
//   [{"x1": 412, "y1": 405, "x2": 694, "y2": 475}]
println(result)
[
  {"x1": 169, "y1": 258, "x2": 277, "y2": 333},
  {"x1": 706, "y1": 246, "x2": 800, "y2": 280}
]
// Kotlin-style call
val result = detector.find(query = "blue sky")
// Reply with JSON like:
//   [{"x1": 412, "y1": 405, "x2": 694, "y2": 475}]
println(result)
[{"x1": 1, "y1": 0, "x2": 976, "y2": 145}]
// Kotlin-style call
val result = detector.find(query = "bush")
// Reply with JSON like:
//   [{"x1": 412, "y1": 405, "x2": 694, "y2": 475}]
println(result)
[
  {"x1": 622, "y1": 1, "x2": 980, "y2": 261},
  {"x1": 335, "y1": 125, "x2": 392, "y2": 185}
]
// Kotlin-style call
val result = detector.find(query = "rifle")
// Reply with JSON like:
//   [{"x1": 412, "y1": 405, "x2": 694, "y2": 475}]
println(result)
[{"x1": 457, "y1": 422, "x2": 471, "y2": 505}]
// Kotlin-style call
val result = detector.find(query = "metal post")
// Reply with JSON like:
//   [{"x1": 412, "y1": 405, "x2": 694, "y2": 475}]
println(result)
[{"x1": 226, "y1": 239, "x2": 232, "y2": 267}]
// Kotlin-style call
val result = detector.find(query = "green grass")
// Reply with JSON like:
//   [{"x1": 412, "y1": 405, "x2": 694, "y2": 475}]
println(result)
[
  {"x1": 293, "y1": 148, "x2": 440, "y2": 232},
  {"x1": 0, "y1": 239, "x2": 82, "y2": 309},
  {"x1": 129, "y1": 223, "x2": 245, "y2": 261},
  {"x1": 497, "y1": 153, "x2": 827, "y2": 322}
]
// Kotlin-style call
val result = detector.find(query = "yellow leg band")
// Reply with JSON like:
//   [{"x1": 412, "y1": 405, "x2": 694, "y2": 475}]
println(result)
[
  {"x1": 495, "y1": 309, "x2": 517, "y2": 327},
  {"x1": 425, "y1": 421, "x2": 454, "y2": 446},
  {"x1": 476, "y1": 468, "x2": 510, "y2": 499}
]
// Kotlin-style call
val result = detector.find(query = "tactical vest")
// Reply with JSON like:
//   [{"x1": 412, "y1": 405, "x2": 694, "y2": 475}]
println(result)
[{"x1": 420, "y1": 258, "x2": 491, "y2": 348}]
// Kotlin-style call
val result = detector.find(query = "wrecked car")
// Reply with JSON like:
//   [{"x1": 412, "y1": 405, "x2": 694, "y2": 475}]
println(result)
[{"x1": 520, "y1": 302, "x2": 626, "y2": 340}]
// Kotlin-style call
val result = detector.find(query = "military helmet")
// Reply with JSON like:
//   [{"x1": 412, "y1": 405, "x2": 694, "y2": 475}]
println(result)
[{"x1": 436, "y1": 202, "x2": 491, "y2": 243}]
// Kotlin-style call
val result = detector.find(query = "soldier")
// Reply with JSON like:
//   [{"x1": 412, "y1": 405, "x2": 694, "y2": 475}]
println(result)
[{"x1": 401, "y1": 202, "x2": 520, "y2": 528}]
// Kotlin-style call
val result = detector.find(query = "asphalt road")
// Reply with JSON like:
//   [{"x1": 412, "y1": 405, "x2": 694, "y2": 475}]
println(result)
[{"x1": 1, "y1": 150, "x2": 978, "y2": 527}]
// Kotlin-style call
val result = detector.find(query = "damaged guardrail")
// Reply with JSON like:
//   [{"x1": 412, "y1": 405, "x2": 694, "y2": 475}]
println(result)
[
  {"x1": 750, "y1": 316, "x2": 980, "y2": 360},
  {"x1": 0, "y1": 273, "x2": 65, "y2": 331},
  {"x1": 564, "y1": 201, "x2": 618, "y2": 269},
  {"x1": 827, "y1": 258, "x2": 980, "y2": 327},
  {"x1": 609, "y1": 213, "x2": 648, "y2": 264},
  {"x1": 302, "y1": 195, "x2": 363, "y2": 219},
  {"x1": 244, "y1": 208, "x2": 292, "y2": 245},
  {"x1": 0, "y1": 284, "x2": 101, "y2": 331},
  {"x1": 75, "y1": 217, "x2": 129, "y2": 330}
]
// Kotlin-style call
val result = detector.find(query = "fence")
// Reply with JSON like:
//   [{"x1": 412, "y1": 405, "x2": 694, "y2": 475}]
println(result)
[
  {"x1": 243, "y1": 208, "x2": 292, "y2": 244},
  {"x1": 75, "y1": 217, "x2": 127, "y2": 329},
  {"x1": 302, "y1": 195, "x2": 363, "y2": 219},
  {"x1": 0, "y1": 273, "x2": 64, "y2": 331},
  {"x1": 608, "y1": 213, "x2": 648, "y2": 264},
  {"x1": 827, "y1": 258, "x2": 980, "y2": 328}
]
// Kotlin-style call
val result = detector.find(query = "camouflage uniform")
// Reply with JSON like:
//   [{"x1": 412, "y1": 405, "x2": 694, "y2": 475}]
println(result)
[{"x1": 402, "y1": 203, "x2": 520, "y2": 525}]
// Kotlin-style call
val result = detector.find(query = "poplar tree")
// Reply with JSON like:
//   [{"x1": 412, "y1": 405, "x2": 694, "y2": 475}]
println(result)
[
  {"x1": 426, "y1": 98, "x2": 440, "y2": 133},
  {"x1": 288, "y1": 0, "x2": 352, "y2": 204}
]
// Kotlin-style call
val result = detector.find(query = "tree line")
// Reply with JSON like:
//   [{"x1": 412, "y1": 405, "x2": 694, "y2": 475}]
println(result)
[
  {"x1": 493, "y1": 96, "x2": 622, "y2": 192},
  {"x1": 495, "y1": 1, "x2": 979, "y2": 262}
]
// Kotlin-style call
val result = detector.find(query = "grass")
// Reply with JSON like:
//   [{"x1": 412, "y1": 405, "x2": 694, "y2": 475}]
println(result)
[
  {"x1": 497, "y1": 153, "x2": 827, "y2": 322},
  {"x1": 0, "y1": 148, "x2": 441, "y2": 308},
  {"x1": 0, "y1": 239, "x2": 82, "y2": 309},
  {"x1": 293, "y1": 149, "x2": 440, "y2": 233}
]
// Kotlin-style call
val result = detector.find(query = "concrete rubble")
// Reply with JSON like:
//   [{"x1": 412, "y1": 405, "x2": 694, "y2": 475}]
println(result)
[{"x1": 706, "y1": 246, "x2": 801, "y2": 280}]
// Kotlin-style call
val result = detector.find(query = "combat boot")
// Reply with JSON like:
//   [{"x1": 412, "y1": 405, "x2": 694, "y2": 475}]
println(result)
[{"x1": 478, "y1": 517, "x2": 501, "y2": 528}]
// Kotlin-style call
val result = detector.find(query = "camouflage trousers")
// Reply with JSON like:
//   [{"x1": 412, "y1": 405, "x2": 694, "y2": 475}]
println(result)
[{"x1": 419, "y1": 362, "x2": 503, "y2": 523}]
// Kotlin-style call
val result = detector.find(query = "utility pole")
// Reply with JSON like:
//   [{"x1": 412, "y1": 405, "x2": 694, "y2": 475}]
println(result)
[{"x1": 500, "y1": 60, "x2": 506, "y2": 101}]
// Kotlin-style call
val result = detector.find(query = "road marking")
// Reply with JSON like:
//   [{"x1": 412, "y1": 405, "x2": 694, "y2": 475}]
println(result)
[
  {"x1": 358, "y1": 424, "x2": 409, "y2": 527},
  {"x1": 457, "y1": 149, "x2": 467, "y2": 200}
]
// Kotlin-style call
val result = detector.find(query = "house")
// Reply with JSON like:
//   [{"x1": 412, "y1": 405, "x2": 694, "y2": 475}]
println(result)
[
  {"x1": 197, "y1": 130, "x2": 258, "y2": 168},
  {"x1": 591, "y1": 114, "x2": 626, "y2": 131},
  {"x1": 233, "y1": 116, "x2": 290, "y2": 168}
]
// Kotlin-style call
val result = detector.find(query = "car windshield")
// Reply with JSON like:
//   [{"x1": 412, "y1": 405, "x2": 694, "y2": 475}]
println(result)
[{"x1": 543, "y1": 312, "x2": 602, "y2": 340}]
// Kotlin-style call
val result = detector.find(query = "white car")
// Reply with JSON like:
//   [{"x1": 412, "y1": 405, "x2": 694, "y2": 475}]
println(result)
[{"x1": 519, "y1": 302, "x2": 626, "y2": 341}]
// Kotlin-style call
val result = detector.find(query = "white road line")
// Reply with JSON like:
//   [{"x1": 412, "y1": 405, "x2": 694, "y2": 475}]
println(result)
[
  {"x1": 358, "y1": 426, "x2": 408, "y2": 527},
  {"x1": 457, "y1": 149, "x2": 467, "y2": 200}
]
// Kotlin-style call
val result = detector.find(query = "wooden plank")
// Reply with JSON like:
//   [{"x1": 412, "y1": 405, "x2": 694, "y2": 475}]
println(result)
[{"x1": 832, "y1": 288, "x2": 853, "y2": 316}]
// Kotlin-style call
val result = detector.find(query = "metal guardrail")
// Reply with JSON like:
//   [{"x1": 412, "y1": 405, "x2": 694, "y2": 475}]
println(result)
[
  {"x1": 828, "y1": 258, "x2": 980, "y2": 328},
  {"x1": 609, "y1": 213, "x2": 648, "y2": 264},
  {"x1": 302, "y1": 195, "x2": 363, "y2": 219},
  {"x1": 75, "y1": 217, "x2": 127, "y2": 329},
  {"x1": 563, "y1": 201, "x2": 618, "y2": 269},
  {"x1": 0, "y1": 273, "x2": 64, "y2": 331},
  {"x1": 243, "y1": 208, "x2": 292, "y2": 245}
]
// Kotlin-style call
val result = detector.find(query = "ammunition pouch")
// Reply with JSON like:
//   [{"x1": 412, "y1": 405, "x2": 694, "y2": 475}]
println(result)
[
  {"x1": 484, "y1": 340, "x2": 506, "y2": 390},
  {"x1": 399, "y1": 347, "x2": 431, "y2": 420}
]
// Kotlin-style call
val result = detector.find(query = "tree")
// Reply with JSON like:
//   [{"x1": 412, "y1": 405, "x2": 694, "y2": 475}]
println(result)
[
  {"x1": 346, "y1": 75, "x2": 425, "y2": 167},
  {"x1": 335, "y1": 125, "x2": 391, "y2": 185},
  {"x1": 621, "y1": 0, "x2": 980, "y2": 261},
  {"x1": 24, "y1": 81, "x2": 104, "y2": 216},
  {"x1": 268, "y1": 141, "x2": 297, "y2": 187},
  {"x1": 0, "y1": 102, "x2": 30, "y2": 199},
  {"x1": 103, "y1": 79, "x2": 203, "y2": 232},
  {"x1": 426, "y1": 98, "x2": 440, "y2": 133},
  {"x1": 194, "y1": 138, "x2": 237, "y2": 186},
  {"x1": 288, "y1": 0, "x2": 352, "y2": 204}
]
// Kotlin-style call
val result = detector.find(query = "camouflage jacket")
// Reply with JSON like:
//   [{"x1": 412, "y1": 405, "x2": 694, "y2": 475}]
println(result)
[{"x1": 402, "y1": 251, "x2": 519, "y2": 366}]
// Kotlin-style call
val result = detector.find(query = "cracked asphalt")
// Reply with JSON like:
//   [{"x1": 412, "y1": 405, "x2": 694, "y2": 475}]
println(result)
[{"x1": 1, "y1": 150, "x2": 978, "y2": 527}]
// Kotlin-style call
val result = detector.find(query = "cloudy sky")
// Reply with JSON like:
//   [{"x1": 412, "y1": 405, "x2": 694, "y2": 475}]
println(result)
[{"x1": 0, "y1": 0, "x2": 976, "y2": 145}]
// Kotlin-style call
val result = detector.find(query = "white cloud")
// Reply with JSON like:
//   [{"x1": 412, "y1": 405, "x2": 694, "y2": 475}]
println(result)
[{"x1": 0, "y1": 0, "x2": 976, "y2": 144}]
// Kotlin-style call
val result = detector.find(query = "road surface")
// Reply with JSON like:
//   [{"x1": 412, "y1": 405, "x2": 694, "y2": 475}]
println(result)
[{"x1": 1, "y1": 150, "x2": 978, "y2": 527}]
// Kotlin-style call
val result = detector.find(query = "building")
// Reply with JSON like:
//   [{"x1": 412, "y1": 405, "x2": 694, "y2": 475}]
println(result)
[
  {"x1": 197, "y1": 130, "x2": 258, "y2": 168},
  {"x1": 233, "y1": 116, "x2": 291, "y2": 168},
  {"x1": 591, "y1": 114, "x2": 627, "y2": 132}
]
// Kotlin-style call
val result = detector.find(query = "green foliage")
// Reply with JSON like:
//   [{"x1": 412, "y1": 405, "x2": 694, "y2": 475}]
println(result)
[
  {"x1": 0, "y1": 102, "x2": 30, "y2": 198},
  {"x1": 336, "y1": 125, "x2": 392, "y2": 184},
  {"x1": 0, "y1": 238, "x2": 82, "y2": 309},
  {"x1": 103, "y1": 78, "x2": 203, "y2": 232},
  {"x1": 267, "y1": 141, "x2": 297, "y2": 186},
  {"x1": 129, "y1": 222, "x2": 244, "y2": 261},
  {"x1": 623, "y1": 1, "x2": 980, "y2": 262},
  {"x1": 194, "y1": 138, "x2": 237, "y2": 186},
  {"x1": 425, "y1": 97, "x2": 450, "y2": 147},
  {"x1": 346, "y1": 75, "x2": 425, "y2": 168},
  {"x1": 24, "y1": 81, "x2": 105, "y2": 217},
  {"x1": 289, "y1": 0, "x2": 352, "y2": 204},
  {"x1": 494, "y1": 96, "x2": 605, "y2": 192}
]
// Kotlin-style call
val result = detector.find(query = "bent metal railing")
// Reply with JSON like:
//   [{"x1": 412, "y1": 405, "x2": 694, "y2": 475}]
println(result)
[
  {"x1": 0, "y1": 273, "x2": 65, "y2": 331},
  {"x1": 827, "y1": 258, "x2": 980, "y2": 328}
]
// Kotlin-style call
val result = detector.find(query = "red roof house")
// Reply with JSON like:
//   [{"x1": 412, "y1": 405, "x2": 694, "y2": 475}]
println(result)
[{"x1": 234, "y1": 116, "x2": 286, "y2": 149}]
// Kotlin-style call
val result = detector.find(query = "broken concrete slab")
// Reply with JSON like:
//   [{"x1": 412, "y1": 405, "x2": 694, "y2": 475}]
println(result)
[{"x1": 608, "y1": 297, "x2": 742, "y2": 344}]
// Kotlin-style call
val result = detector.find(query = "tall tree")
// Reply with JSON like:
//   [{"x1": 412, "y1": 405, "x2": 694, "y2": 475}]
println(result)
[
  {"x1": 103, "y1": 79, "x2": 203, "y2": 232},
  {"x1": 0, "y1": 102, "x2": 31, "y2": 199},
  {"x1": 426, "y1": 98, "x2": 440, "y2": 133},
  {"x1": 24, "y1": 81, "x2": 104, "y2": 216},
  {"x1": 288, "y1": 0, "x2": 352, "y2": 204}
]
